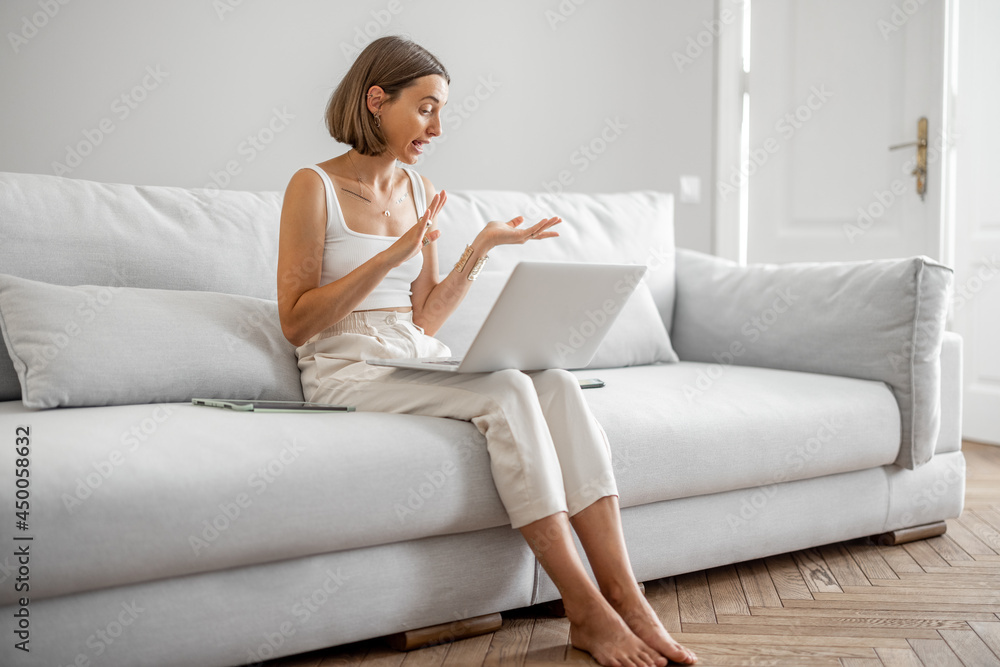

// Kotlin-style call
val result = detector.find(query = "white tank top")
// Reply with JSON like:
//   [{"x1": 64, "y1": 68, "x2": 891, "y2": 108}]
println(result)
[{"x1": 304, "y1": 165, "x2": 426, "y2": 311}]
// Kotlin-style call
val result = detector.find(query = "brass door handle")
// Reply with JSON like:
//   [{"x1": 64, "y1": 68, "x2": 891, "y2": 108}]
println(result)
[{"x1": 888, "y1": 117, "x2": 928, "y2": 201}]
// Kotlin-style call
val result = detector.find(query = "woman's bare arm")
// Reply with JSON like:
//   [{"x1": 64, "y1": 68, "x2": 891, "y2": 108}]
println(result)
[{"x1": 276, "y1": 169, "x2": 438, "y2": 346}]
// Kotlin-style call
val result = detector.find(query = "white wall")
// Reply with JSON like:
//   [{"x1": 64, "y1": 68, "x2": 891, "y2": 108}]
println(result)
[{"x1": 0, "y1": 0, "x2": 717, "y2": 252}]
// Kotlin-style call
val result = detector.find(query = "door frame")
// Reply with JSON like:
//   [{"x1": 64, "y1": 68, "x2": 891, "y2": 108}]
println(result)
[{"x1": 712, "y1": 0, "x2": 748, "y2": 265}]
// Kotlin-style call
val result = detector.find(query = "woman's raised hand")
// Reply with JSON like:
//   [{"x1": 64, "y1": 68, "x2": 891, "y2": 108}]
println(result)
[
  {"x1": 483, "y1": 215, "x2": 562, "y2": 247},
  {"x1": 386, "y1": 190, "x2": 447, "y2": 267}
]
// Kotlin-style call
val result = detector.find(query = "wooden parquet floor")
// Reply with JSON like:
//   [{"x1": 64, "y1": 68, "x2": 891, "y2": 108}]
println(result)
[{"x1": 267, "y1": 441, "x2": 1000, "y2": 667}]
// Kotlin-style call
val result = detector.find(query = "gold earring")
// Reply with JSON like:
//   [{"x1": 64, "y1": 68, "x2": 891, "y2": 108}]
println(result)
[{"x1": 374, "y1": 112, "x2": 381, "y2": 128}]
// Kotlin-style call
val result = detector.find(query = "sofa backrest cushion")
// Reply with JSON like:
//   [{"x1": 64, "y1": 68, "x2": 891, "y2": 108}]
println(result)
[
  {"x1": 0, "y1": 171, "x2": 283, "y2": 296},
  {"x1": 0, "y1": 172, "x2": 676, "y2": 401},
  {"x1": 671, "y1": 249, "x2": 953, "y2": 470},
  {"x1": 432, "y1": 190, "x2": 676, "y2": 330},
  {"x1": 0, "y1": 273, "x2": 304, "y2": 408}
]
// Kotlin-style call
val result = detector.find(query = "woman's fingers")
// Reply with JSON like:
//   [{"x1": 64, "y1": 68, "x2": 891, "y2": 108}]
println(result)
[
  {"x1": 526, "y1": 216, "x2": 562, "y2": 239},
  {"x1": 427, "y1": 190, "x2": 447, "y2": 222},
  {"x1": 479, "y1": 214, "x2": 562, "y2": 246},
  {"x1": 390, "y1": 195, "x2": 446, "y2": 263}
]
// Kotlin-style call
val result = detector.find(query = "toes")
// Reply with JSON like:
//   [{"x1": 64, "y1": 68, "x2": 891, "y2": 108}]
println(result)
[
  {"x1": 670, "y1": 645, "x2": 697, "y2": 664},
  {"x1": 632, "y1": 644, "x2": 665, "y2": 667},
  {"x1": 644, "y1": 650, "x2": 668, "y2": 667}
]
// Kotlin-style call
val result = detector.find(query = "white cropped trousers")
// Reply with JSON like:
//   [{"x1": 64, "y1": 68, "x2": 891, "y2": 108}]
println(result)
[{"x1": 296, "y1": 310, "x2": 619, "y2": 529}]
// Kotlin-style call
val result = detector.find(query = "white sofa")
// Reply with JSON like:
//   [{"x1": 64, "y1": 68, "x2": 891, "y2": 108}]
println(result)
[{"x1": 0, "y1": 171, "x2": 964, "y2": 667}]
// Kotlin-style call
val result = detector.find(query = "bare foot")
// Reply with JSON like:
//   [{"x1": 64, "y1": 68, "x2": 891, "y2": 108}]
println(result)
[
  {"x1": 566, "y1": 593, "x2": 668, "y2": 667},
  {"x1": 609, "y1": 589, "x2": 698, "y2": 665}
]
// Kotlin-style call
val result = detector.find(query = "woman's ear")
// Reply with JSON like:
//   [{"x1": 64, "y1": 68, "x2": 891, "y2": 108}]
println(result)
[{"x1": 366, "y1": 86, "x2": 385, "y2": 114}]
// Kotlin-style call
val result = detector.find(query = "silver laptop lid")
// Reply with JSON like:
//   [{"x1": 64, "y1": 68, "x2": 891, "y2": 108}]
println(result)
[{"x1": 457, "y1": 260, "x2": 647, "y2": 372}]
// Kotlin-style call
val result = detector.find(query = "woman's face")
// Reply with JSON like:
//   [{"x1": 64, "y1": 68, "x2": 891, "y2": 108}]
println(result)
[{"x1": 375, "y1": 75, "x2": 448, "y2": 164}]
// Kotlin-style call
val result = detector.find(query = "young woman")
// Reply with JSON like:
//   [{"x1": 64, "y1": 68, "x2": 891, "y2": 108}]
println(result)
[{"x1": 276, "y1": 36, "x2": 697, "y2": 667}]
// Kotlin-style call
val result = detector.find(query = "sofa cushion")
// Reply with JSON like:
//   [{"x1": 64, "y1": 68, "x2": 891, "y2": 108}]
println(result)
[
  {"x1": 433, "y1": 190, "x2": 676, "y2": 331},
  {"x1": 0, "y1": 172, "x2": 283, "y2": 297},
  {"x1": 0, "y1": 171, "x2": 284, "y2": 401},
  {"x1": 434, "y1": 270, "x2": 678, "y2": 368},
  {"x1": 570, "y1": 364, "x2": 901, "y2": 508},
  {"x1": 0, "y1": 361, "x2": 899, "y2": 604},
  {"x1": 0, "y1": 274, "x2": 303, "y2": 408},
  {"x1": 671, "y1": 249, "x2": 952, "y2": 470}
]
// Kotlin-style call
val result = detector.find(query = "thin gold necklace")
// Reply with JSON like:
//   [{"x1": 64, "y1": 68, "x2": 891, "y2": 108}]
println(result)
[{"x1": 343, "y1": 151, "x2": 401, "y2": 217}]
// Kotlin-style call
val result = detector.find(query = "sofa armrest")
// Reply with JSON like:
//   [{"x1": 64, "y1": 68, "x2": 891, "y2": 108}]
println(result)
[
  {"x1": 671, "y1": 248, "x2": 954, "y2": 470},
  {"x1": 936, "y1": 331, "x2": 963, "y2": 456}
]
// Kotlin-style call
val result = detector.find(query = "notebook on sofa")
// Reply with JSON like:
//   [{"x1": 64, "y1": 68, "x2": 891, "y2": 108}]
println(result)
[{"x1": 366, "y1": 260, "x2": 646, "y2": 373}]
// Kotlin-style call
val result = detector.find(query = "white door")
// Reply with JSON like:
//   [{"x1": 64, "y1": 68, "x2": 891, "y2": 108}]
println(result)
[
  {"x1": 952, "y1": 0, "x2": 1000, "y2": 445},
  {"x1": 745, "y1": 0, "x2": 952, "y2": 264}
]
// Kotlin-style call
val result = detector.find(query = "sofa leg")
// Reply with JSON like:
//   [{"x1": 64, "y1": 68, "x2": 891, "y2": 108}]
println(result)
[
  {"x1": 538, "y1": 581, "x2": 646, "y2": 617},
  {"x1": 874, "y1": 520, "x2": 947, "y2": 546},
  {"x1": 384, "y1": 612, "x2": 502, "y2": 651}
]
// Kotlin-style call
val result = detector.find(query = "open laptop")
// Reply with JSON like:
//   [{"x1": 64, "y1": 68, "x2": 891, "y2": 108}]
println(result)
[{"x1": 367, "y1": 260, "x2": 646, "y2": 373}]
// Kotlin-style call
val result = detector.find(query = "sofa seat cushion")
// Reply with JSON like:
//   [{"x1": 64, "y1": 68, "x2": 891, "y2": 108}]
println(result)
[
  {"x1": 570, "y1": 363, "x2": 902, "y2": 508},
  {"x1": 0, "y1": 363, "x2": 900, "y2": 604},
  {"x1": 0, "y1": 399, "x2": 510, "y2": 604}
]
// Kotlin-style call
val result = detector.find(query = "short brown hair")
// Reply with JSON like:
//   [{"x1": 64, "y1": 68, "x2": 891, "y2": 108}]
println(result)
[{"x1": 326, "y1": 36, "x2": 450, "y2": 156}]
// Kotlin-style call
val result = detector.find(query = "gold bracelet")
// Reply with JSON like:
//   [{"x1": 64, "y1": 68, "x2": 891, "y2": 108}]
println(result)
[
  {"x1": 454, "y1": 244, "x2": 474, "y2": 273},
  {"x1": 467, "y1": 254, "x2": 489, "y2": 281}
]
